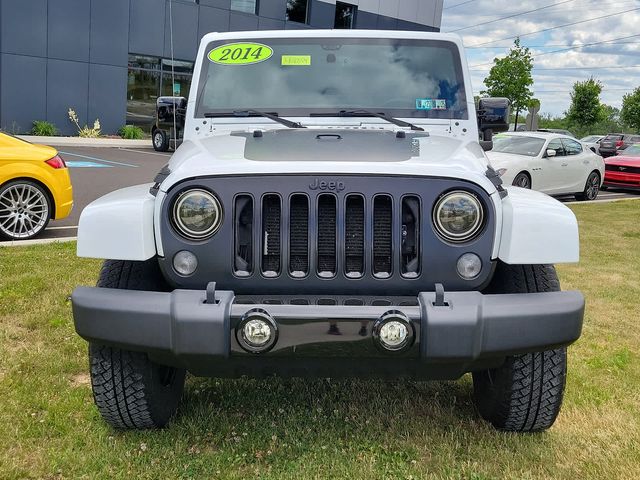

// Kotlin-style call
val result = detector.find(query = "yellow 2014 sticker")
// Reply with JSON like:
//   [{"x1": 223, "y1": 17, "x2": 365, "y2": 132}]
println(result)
[
  {"x1": 281, "y1": 55, "x2": 311, "y2": 66},
  {"x1": 208, "y1": 42, "x2": 273, "y2": 65}
]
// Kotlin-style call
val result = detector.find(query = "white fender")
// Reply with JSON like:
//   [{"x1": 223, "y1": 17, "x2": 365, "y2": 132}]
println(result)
[
  {"x1": 77, "y1": 184, "x2": 157, "y2": 260},
  {"x1": 498, "y1": 187, "x2": 579, "y2": 264}
]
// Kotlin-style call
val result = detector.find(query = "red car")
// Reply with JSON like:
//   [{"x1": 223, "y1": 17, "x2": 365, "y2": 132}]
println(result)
[{"x1": 603, "y1": 144, "x2": 640, "y2": 190}]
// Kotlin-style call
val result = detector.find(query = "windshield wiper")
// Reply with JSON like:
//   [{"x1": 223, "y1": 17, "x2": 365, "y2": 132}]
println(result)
[
  {"x1": 204, "y1": 109, "x2": 306, "y2": 129},
  {"x1": 310, "y1": 109, "x2": 424, "y2": 131}
]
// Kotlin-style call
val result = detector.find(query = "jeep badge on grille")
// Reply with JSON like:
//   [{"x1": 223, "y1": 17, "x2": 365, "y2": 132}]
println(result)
[{"x1": 309, "y1": 178, "x2": 346, "y2": 192}]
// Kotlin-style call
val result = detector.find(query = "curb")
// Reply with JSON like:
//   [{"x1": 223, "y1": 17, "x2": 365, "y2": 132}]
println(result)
[
  {"x1": 0, "y1": 236, "x2": 77, "y2": 247},
  {"x1": 18, "y1": 135, "x2": 151, "y2": 148}
]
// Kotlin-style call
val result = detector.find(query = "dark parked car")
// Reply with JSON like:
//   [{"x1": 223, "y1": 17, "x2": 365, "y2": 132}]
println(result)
[
  {"x1": 151, "y1": 96, "x2": 186, "y2": 152},
  {"x1": 598, "y1": 133, "x2": 640, "y2": 158}
]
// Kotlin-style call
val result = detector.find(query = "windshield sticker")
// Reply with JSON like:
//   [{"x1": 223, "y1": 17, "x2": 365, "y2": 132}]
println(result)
[
  {"x1": 281, "y1": 55, "x2": 311, "y2": 66},
  {"x1": 208, "y1": 43, "x2": 273, "y2": 65},
  {"x1": 416, "y1": 99, "x2": 447, "y2": 110}
]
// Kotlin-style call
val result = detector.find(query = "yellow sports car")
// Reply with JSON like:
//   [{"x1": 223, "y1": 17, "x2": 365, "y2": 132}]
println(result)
[{"x1": 0, "y1": 132, "x2": 73, "y2": 240}]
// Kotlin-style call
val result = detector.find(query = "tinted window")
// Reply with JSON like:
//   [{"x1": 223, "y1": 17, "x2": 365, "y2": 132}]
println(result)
[
  {"x1": 492, "y1": 135, "x2": 546, "y2": 156},
  {"x1": 231, "y1": 0, "x2": 257, "y2": 14},
  {"x1": 563, "y1": 139, "x2": 583, "y2": 155},
  {"x1": 547, "y1": 139, "x2": 565, "y2": 156},
  {"x1": 335, "y1": 2, "x2": 357, "y2": 29},
  {"x1": 286, "y1": 0, "x2": 308, "y2": 23},
  {"x1": 197, "y1": 38, "x2": 468, "y2": 120}
]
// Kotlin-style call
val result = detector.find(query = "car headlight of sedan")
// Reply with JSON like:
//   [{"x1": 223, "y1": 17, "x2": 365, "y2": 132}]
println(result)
[
  {"x1": 432, "y1": 190, "x2": 484, "y2": 243},
  {"x1": 172, "y1": 189, "x2": 223, "y2": 240}
]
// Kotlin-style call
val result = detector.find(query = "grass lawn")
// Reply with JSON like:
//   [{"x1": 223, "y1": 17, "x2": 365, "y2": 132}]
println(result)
[{"x1": 1, "y1": 201, "x2": 639, "y2": 479}]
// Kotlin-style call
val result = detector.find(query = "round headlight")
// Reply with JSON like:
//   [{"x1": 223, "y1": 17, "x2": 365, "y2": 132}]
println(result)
[
  {"x1": 433, "y1": 191, "x2": 484, "y2": 243},
  {"x1": 172, "y1": 189, "x2": 222, "y2": 239}
]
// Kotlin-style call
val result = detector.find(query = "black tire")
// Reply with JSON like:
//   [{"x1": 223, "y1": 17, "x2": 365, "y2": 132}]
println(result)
[
  {"x1": 0, "y1": 179, "x2": 52, "y2": 241},
  {"x1": 600, "y1": 185, "x2": 608, "y2": 191},
  {"x1": 152, "y1": 129, "x2": 169, "y2": 152},
  {"x1": 473, "y1": 263, "x2": 567, "y2": 432},
  {"x1": 512, "y1": 172, "x2": 531, "y2": 189},
  {"x1": 89, "y1": 259, "x2": 185, "y2": 429},
  {"x1": 575, "y1": 171, "x2": 601, "y2": 201}
]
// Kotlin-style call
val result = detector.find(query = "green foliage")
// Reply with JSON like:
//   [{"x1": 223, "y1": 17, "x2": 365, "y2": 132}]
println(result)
[
  {"x1": 481, "y1": 38, "x2": 534, "y2": 128},
  {"x1": 31, "y1": 120, "x2": 57, "y2": 136},
  {"x1": 118, "y1": 125, "x2": 145, "y2": 140},
  {"x1": 68, "y1": 108, "x2": 101, "y2": 138},
  {"x1": 621, "y1": 87, "x2": 640, "y2": 132},
  {"x1": 539, "y1": 104, "x2": 625, "y2": 138},
  {"x1": 567, "y1": 78, "x2": 604, "y2": 131}
]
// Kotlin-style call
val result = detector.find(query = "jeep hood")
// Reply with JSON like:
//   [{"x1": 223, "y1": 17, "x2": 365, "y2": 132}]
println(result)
[{"x1": 162, "y1": 128, "x2": 496, "y2": 193}]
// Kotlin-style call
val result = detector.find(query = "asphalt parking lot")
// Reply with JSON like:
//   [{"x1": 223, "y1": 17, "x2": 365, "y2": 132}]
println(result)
[{"x1": 2, "y1": 145, "x2": 639, "y2": 244}]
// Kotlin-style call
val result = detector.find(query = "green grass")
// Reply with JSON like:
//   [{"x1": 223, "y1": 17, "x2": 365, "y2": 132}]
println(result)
[{"x1": 1, "y1": 201, "x2": 640, "y2": 479}]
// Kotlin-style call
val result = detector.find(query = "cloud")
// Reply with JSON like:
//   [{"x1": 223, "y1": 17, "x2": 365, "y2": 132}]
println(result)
[{"x1": 441, "y1": 0, "x2": 640, "y2": 116}]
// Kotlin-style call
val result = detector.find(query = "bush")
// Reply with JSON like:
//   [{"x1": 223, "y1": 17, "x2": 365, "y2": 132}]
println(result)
[
  {"x1": 68, "y1": 108, "x2": 101, "y2": 138},
  {"x1": 31, "y1": 121, "x2": 57, "y2": 136},
  {"x1": 118, "y1": 125, "x2": 145, "y2": 140}
]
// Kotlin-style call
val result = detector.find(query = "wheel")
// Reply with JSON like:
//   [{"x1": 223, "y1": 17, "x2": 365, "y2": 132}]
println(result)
[
  {"x1": 512, "y1": 172, "x2": 531, "y2": 189},
  {"x1": 473, "y1": 263, "x2": 567, "y2": 432},
  {"x1": 152, "y1": 129, "x2": 169, "y2": 152},
  {"x1": 0, "y1": 179, "x2": 51, "y2": 240},
  {"x1": 89, "y1": 259, "x2": 185, "y2": 429},
  {"x1": 575, "y1": 171, "x2": 601, "y2": 201}
]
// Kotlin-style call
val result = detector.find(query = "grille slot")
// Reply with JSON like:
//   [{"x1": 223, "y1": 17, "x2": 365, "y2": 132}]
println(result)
[
  {"x1": 234, "y1": 195, "x2": 253, "y2": 276},
  {"x1": 345, "y1": 195, "x2": 365, "y2": 278},
  {"x1": 317, "y1": 194, "x2": 337, "y2": 277},
  {"x1": 401, "y1": 196, "x2": 421, "y2": 278},
  {"x1": 261, "y1": 195, "x2": 281, "y2": 276},
  {"x1": 373, "y1": 195, "x2": 393, "y2": 278},
  {"x1": 289, "y1": 195, "x2": 309, "y2": 277}
]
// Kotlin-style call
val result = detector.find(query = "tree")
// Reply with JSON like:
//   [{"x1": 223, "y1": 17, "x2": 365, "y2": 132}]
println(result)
[
  {"x1": 621, "y1": 87, "x2": 640, "y2": 132},
  {"x1": 481, "y1": 38, "x2": 534, "y2": 130},
  {"x1": 566, "y1": 78, "x2": 604, "y2": 132}
]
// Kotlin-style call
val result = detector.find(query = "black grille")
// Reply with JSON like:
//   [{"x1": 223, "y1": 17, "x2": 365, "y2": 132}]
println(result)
[
  {"x1": 289, "y1": 195, "x2": 309, "y2": 276},
  {"x1": 605, "y1": 164, "x2": 640, "y2": 174},
  {"x1": 345, "y1": 195, "x2": 365, "y2": 277},
  {"x1": 234, "y1": 195, "x2": 253, "y2": 275},
  {"x1": 261, "y1": 195, "x2": 281, "y2": 275},
  {"x1": 373, "y1": 196, "x2": 393, "y2": 277},
  {"x1": 234, "y1": 189, "x2": 424, "y2": 282},
  {"x1": 317, "y1": 195, "x2": 337, "y2": 276}
]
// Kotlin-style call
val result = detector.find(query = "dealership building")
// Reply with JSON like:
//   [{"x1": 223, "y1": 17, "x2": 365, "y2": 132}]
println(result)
[{"x1": 0, "y1": 0, "x2": 444, "y2": 135}]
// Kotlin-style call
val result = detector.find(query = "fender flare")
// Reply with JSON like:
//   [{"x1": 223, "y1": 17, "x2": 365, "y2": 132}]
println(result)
[
  {"x1": 77, "y1": 184, "x2": 156, "y2": 260},
  {"x1": 498, "y1": 187, "x2": 579, "y2": 264}
]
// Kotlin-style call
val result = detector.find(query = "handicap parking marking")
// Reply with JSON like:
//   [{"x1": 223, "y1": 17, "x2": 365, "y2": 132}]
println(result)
[
  {"x1": 59, "y1": 151, "x2": 139, "y2": 168},
  {"x1": 65, "y1": 160, "x2": 112, "y2": 168}
]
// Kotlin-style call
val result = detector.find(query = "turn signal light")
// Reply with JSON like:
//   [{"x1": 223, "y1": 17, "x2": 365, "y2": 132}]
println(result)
[{"x1": 45, "y1": 155, "x2": 66, "y2": 169}]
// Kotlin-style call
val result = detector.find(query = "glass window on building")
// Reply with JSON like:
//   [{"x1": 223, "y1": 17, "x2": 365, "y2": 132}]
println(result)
[
  {"x1": 127, "y1": 55, "x2": 193, "y2": 132},
  {"x1": 286, "y1": 0, "x2": 308, "y2": 23},
  {"x1": 334, "y1": 2, "x2": 357, "y2": 29},
  {"x1": 231, "y1": 0, "x2": 257, "y2": 14}
]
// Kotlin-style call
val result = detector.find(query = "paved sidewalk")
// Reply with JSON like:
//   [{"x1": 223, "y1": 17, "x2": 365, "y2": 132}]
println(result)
[{"x1": 18, "y1": 135, "x2": 151, "y2": 148}]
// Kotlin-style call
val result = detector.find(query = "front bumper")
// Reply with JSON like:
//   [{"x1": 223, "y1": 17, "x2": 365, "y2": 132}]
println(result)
[{"x1": 72, "y1": 287, "x2": 584, "y2": 379}]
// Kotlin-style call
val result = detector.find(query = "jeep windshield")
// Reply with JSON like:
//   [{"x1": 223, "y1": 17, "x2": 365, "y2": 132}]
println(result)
[{"x1": 196, "y1": 37, "x2": 468, "y2": 120}]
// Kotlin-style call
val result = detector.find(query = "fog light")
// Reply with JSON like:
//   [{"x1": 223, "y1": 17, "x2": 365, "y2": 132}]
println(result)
[
  {"x1": 237, "y1": 309, "x2": 278, "y2": 353},
  {"x1": 173, "y1": 250, "x2": 198, "y2": 276},
  {"x1": 373, "y1": 311, "x2": 414, "y2": 352},
  {"x1": 457, "y1": 253, "x2": 482, "y2": 280}
]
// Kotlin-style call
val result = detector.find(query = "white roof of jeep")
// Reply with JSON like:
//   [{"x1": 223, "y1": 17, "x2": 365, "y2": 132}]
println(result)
[{"x1": 200, "y1": 29, "x2": 465, "y2": 48}]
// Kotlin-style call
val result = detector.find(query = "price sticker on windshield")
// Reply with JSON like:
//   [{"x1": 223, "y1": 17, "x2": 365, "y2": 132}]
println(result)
[{"x1": 208, "y1": 43, "x2": 273, "y2": 65}]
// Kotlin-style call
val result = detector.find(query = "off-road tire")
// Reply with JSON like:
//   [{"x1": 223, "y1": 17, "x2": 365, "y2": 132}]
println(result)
[
  {"x1": 89, "y1": 259, "x2": 185, "y2": 429},
  {"x1": 473, "y1": 263, "x2": 567, "y2": 432},
  {"x1": 152, "y1": 129, "x2": 169, "y2": 152}
]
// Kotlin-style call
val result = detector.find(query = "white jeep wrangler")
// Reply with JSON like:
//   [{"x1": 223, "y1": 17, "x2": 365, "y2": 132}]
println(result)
[{"x1": 72, "y1": 30, "x2": 584, "y2": 432}]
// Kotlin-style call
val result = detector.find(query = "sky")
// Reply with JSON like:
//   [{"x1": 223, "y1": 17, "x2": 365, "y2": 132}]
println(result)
[{"x1": 440, "y1": 0, "x2": 640, "y2": 117}]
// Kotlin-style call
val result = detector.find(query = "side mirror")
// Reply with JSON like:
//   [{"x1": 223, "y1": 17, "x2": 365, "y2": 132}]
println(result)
[
  {"x1": 546, "y1": 149, "x2": 557, "y2": 157},
  {"x1": 477, "y1": 97, "x2": 510, "y2": 151}
]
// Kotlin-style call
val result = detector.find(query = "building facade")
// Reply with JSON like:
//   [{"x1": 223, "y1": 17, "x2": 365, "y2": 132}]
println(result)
[{"x1": 0, "y1": 0, "x2": 444, "y2": 135}]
